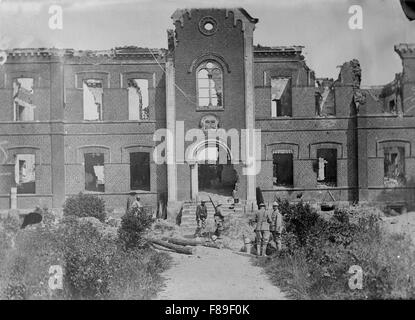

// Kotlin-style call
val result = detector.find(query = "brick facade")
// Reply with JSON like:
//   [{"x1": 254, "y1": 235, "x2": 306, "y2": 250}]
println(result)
[{"x1": 0, "y1": 8, "x2": 414, "y2": 213}]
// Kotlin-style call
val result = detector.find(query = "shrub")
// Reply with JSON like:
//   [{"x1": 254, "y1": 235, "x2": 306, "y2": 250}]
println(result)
[
  {"x1": 118, "y1": 206, "x2": 153, "y2": 250},
  {"x1": 0, "y1": 213, "x2": 67, "y2": 300},
  {"x1": 0, "y1": 211, "x2": 170, "y2": 300},
  {"x1": 63, "y1": 192, "x2": 106, "y2": 222},
  {"x1": 277, "y1": 199, "x2": 320, "y2": 246},
  {"x1": 62, "y1": 218, "x2": 117, "y2": 299}
]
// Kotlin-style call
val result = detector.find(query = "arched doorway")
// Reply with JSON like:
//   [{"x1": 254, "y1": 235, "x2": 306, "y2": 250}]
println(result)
[{"x1": 189, "y1": 139, "x2": 238, "y2": 199}]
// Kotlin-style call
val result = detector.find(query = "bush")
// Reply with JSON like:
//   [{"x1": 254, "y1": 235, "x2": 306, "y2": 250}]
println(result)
[
  {"x1": 118, "y1": 206, "x2": 153, "y2": 250},
  {"x1": 260, "y1": 201, "x2": 415, "y2": 300},
  {"x1": 62, "y1": 217, "x2": 117, "y2": 299},
  {"x1": 277, "y1": 199, "x2": 320, "y2": 247},
  {"x1": 0, "y1": 213, "x2": 67, "y2": 300},
  {"x1": 0, "y1": 210, "x2": 170, "y2": 300},
  {"x1": 63, "y1": 192, "x2": 106, "y2": 222}
]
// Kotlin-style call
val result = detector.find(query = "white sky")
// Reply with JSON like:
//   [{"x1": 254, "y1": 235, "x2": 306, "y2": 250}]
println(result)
[{"x1": 0, "y1": 0, "x2": 414, "y2": 85}]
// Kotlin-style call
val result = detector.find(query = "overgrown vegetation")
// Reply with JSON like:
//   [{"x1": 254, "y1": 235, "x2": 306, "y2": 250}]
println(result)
[
  {"x1": 258, "y1": 199, "x2": 415, "y2": 300},
  {"x1": 0, "y1": 197, "x2": 170, "y2": 300},
  {"x1": 63, "y1": 192, "x2": 106, "y2": 222},
  {"x1": 118, "y1": 206, "x2": 153, "y2": 250}
]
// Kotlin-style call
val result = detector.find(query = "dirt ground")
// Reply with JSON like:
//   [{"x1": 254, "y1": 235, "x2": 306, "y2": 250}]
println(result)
[{"x1": 155, "y1": 247, "x2": 286, "y2": 300}]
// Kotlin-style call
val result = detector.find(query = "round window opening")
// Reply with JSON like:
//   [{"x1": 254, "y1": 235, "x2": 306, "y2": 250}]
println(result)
[
  {"x1": 204, "y1": 22, "x2": 214, "y2": 31},
  {"x1": 199, "y1": 17, "x2": 218, "y2": 36}
]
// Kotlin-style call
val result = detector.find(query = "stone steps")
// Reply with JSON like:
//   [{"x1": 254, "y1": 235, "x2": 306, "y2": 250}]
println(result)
[{"x1": 179, "y1": 201, "x2": 244, "y2": 233}]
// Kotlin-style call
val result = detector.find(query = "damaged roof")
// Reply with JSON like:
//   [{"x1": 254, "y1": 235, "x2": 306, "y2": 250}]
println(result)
[
  {"x1": 4, "y1": 46, "x2": 167, "y2": 60},
  {"x1": 254, "y1": 45, "x2": 304, "y2": 58}
]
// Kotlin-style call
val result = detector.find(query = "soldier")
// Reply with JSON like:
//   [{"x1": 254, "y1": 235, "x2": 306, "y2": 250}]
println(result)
[
  {"x1": 253, "y1": 203, "x2": 272, "y2": 256},
  {"x1": 270, "y1": 201, "x2": 283, "y2": 251},
  {"x1": 125, "y1": 191, "x2": 137, "y2": 214},
  {"x1": 213, "y1": 203, "x2": 225, "y2": 238},
  {"x1": 195, "y1": 200, "x2": 208, "y2": 237},
  {"x1": 131, "y1": 195, "x2": 143, "y2": 211},
  {"x1": 232, "y1": 183, "x2": 239, "y2": 204}
]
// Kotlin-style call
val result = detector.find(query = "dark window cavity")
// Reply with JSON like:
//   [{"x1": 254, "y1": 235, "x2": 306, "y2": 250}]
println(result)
[
  {"x1": 273, "y1": 151, "x2": 294, "y2": 188},
  {"x1": 130, "y1": 152, "x2": 150, "y2": 191}
]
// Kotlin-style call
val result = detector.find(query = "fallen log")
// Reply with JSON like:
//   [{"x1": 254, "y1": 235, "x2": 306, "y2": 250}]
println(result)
[
  {"x1": 162, "y1": 237, "x2": 202, "y2": 246},
  {"x1": 149, "y1": 238, "x2": 194, "y2": 255},
  {"x1": 162, "y1": 237, "x2": 221, "y2": 249}
]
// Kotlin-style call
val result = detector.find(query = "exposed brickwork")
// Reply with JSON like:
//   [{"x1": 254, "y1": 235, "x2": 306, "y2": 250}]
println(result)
[{"x1": 0, "y1": 8, "x2": 414, "y2": 212}]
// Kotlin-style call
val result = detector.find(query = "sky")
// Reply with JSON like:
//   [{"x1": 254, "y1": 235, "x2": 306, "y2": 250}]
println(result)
[{"x1": 0, "y1": 0, "x2": 414, "y2": 85}]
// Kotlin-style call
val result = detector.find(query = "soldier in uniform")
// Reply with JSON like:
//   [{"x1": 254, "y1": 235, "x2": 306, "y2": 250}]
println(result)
[
  {"x1": 254, "y1": 203, "x2": 272, "y2": 256},
  {"x1": 125, "y1": 191, "x2": 137, "y2": 214},
  {"x1": 253, "y1": 203, "x2": 272, "y2": 256},
  {"x1": 195, "y1": 200, "x2": 208, "y2": 237},
  {"x1": 270, "y1": 201, "x2": 283, "y2": 251},
  {"x1": 213, "y1": 203, "x2": 225, "y2": 238}
]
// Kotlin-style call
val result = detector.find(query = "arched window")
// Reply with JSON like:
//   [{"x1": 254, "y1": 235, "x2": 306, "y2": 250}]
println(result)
[{"x1": 197, "y1": 61, "x2": 223, "y2": 108}]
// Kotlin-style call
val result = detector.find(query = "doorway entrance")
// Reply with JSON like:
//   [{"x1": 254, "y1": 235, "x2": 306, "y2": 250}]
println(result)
[
  {"x1": 198, "y1": 163, "x2": 237, "y2": 196},
  {"x1": 189, "y1": 138, "x2": 238, "y2": 199}
]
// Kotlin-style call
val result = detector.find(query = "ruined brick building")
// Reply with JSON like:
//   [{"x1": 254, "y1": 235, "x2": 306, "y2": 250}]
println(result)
[{"x1": 0, "y1": 8, "x2": 414, "y2": 213}]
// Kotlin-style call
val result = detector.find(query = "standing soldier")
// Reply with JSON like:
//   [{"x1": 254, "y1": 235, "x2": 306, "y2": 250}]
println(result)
[
  {"x1": 131, "y1": 195, "x2": 143, "y2": 212},
  {"x1": 253, "y1": 203, "x2": 272, "y2": 256},
  {"x1": 125, "y1": 191, "x2": 137, "y2": 214},
  {"x1": 270, "y1": 201, "x2": 283, "y2": 251},
  {"x1": 195, "y1": 200, "x2": 208, "y2": 237},
  {"x1": 232, "y1": 183, "x2": 239, "y2": 204},
  {"x1": 213, "y1": 203, "x2": 225, "y2": 238}
]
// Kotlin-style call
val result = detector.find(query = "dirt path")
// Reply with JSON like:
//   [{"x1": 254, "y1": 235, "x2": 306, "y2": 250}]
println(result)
[{"x1": 155, "y1": 247, "x2": 287, "y2": 300}]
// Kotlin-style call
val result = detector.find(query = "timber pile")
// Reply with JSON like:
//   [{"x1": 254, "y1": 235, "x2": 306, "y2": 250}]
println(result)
[
  {"x1": 148, "y1": 236, "x2": 222, "y2": 255},
  {"x1": 162, "y1": 237, "x2": 221, "y2": 249},
  {"x1": 149, "y1": 238, "x2": 195, "y2": 255}
]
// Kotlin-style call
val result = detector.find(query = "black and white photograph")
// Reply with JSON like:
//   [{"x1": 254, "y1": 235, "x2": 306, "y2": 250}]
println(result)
[{"x1": 0, "y1": 0, "x2": 415, "y2": 307}]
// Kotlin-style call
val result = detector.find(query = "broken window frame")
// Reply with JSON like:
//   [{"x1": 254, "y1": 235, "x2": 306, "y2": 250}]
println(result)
[
  {"x1": 84, "y1": 153, "x2": 105, "y2": 192},
  {"x1": 196, "y1": 61, "x2": 223, "y2": 109},
  {"x1": 315, "y1": 83, "x2": 335, "y2": 117},
  {"x1": 15, "y1": 154, "x2": 36, "y2": 194},
  {"x1": 316, "y1": 148, "x2": 337, "y2": 187},
  {"x1": 271, "y1": 77, "x2": 292, "y2": 117},
  {"x1": 83, "y1": 79, "x2": 103, "y2": 121},
  {"x1": 128, "y1": 78, "x2": 150, "y2": 121},
  {"x1": 13, "y1": 78, "x2": 35, "y2": 122},
  {"x1": 383, "y1": 146, "x2": 406, "y2": 187},
  {"x1": 273, "y1": 150, "x2": 294, "y2": 188},
  {"x1": 130, "y1": 152, "x2": 151, "y2": 191},
  {"x1": 387, "y1": 98, "x2": 398, "y2": 114}
]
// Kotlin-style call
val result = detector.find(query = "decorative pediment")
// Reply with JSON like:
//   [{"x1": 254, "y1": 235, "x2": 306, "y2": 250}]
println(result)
[{"x1": 200, "y1": 114, "x2": 220, "y2": 132}]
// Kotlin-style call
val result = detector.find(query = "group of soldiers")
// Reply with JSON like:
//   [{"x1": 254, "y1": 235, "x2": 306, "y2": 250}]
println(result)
[
  {"x1": 194, "y1": 198, "x2": 284, "y2": 256},
  {"x1": 252, "y1": 201, "x2": 284, "y2": 256},
  {"x1": 194, "y1": 199, "x2": 224, "y2": 239}
]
